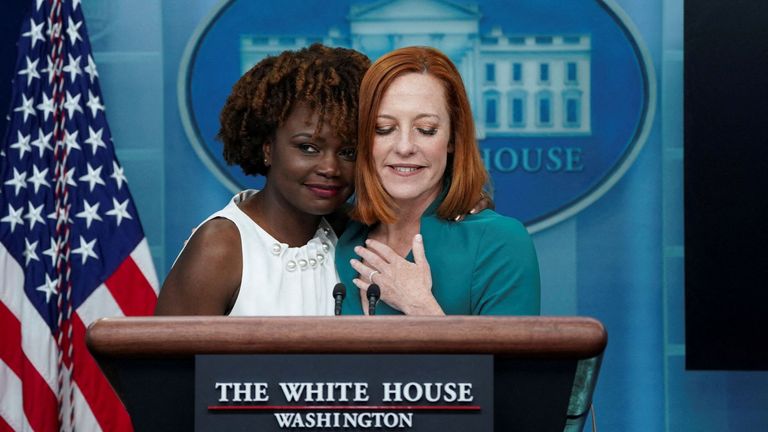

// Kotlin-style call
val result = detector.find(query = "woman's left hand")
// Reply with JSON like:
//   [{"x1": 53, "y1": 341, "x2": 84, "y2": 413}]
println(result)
[
  {"x1": 350, "y1": 234, "x2": 444, "y2": 315},
  {"x1": 456, "y1": 191, "x2": 494, "y2": 221}
]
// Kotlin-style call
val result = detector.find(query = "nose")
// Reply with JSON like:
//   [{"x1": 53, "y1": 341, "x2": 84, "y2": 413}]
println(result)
[
  {"x1": 316, "y1": 151, "x2": 341, "y2": 178},
  {"x1": 394, "y1": 130, "x2": 417, "y2": 156}
]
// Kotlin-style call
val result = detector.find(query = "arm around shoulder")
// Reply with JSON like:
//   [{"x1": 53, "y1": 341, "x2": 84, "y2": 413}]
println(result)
[
  {"x1": 470, "y1": 216, "x2": 541, "y2": 315},
  {"x1": 154, "y1": 218, "x2": 242, "y2": 315}
]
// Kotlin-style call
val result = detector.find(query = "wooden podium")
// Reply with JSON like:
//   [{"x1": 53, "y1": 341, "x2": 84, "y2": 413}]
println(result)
[{"x1": 86, "y1": 316, "x2": 606, "y2": 431}]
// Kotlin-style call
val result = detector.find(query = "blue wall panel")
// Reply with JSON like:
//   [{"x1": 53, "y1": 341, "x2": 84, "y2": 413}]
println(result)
[{"x1": 0, "y1": 0, "x2": 760, "y2": 430}]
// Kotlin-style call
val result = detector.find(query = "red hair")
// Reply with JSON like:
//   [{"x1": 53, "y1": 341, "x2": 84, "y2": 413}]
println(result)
[{"x1": 352, "y1": 46, "x2": 488, "y2": 224}]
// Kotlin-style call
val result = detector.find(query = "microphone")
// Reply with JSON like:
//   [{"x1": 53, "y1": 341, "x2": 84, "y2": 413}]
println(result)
[
  {"x1": 366, "y1": 284, "x2": 380, "y2": 316},
  {"x1": 332, "y1": 283, "x2": 346, "y2": 316}
]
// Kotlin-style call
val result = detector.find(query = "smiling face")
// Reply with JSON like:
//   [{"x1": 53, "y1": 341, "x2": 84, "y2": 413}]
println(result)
[
  {"x1": 372, "y1": 73, "x2": 453, "y2": 212},
  {"x1": 263, "y1": 103, "x2": 356, "y2": 216}
]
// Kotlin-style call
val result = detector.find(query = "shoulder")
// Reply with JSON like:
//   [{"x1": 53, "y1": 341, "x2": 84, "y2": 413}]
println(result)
[
  {"x1": 183, "y1": 217, "x2": 242, "y2": 265},
  {"x1": 155, "y1": 217, "x2": 243, "y2": 315},
  {"x1": 462, "y1": 212, "x2": 540, "y2": 315},
  {"x1": 452, "y1": 210, "x2": 537, "y2": 270},
  {"x1": 478, "y1": 211, "x2": 529, "y2": 239},
  {"x1": 196, "y1": 216, "x2": 240, "y2": 244},
  {"x1": 450, "y1": 210, "x2": 531, "y2": 243}
]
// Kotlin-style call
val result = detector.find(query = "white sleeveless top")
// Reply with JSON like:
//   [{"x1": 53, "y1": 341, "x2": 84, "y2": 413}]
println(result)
[{"x1": 194, "y1": 190, "x2": 338, "y2": 316}]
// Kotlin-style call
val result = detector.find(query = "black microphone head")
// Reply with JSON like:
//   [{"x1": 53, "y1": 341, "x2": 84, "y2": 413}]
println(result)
[
  {"x1": 333, "y1": 283, "x2": 346, "y2": 299},
  {"x1": 367, "y1": 284, "x2": 380, "y2": 299}
]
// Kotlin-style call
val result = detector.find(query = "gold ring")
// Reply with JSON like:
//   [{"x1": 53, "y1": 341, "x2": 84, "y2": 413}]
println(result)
[{"x1": 369, "y1": 270, "x2": 380, "y2": 284}]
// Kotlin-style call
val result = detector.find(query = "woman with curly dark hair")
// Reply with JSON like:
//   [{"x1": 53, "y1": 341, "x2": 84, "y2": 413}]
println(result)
[{"x1": 155, "y1": 44, "x2": 370, "y2": 315}]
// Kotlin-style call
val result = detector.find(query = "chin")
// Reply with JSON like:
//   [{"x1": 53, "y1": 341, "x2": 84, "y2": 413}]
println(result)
[
  {"x1": 305, "y1": 203, "x2": 342, "y2": 216},
  {"x1": 387, "y1": 188, "x2": 431, "y2": 201}
]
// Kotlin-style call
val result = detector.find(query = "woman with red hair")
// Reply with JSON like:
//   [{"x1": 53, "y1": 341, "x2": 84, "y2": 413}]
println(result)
[{"x1": 337, "y1": 46, "x2": 540, "y2": 315}]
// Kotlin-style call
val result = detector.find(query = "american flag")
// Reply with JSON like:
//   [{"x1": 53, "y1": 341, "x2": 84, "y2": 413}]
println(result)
[{"x1": 0, "y1": 1, "x2": 158, "y2": 430}]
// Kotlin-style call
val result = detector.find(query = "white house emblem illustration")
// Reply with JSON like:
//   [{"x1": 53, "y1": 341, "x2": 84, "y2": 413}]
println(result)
[
  {"x1": 239, "y1": 0, "x2": 591, "y2": 139},
  {"x1": 179, "y1": 0, "x2": 655, "y2": 232}
]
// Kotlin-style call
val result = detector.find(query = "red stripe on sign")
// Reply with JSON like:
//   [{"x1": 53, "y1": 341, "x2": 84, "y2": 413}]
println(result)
[
  {"x1": 71, "y1": 312, "x2": 133, "y2": 432},
  {"x1": 105, "y1": 257, "x2": 157, "y2": 316},
  {"x1": 0, "y1": 301, "x2": 59, "y2": 432},
  {"x1": 208, "y1": 405, "x2": 483, "y2": 411}
]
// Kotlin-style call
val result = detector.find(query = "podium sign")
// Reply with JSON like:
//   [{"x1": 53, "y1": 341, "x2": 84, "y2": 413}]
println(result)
[
  {"x1": 195, "y1": 354, "x2": 493, "y2": 431},
  {"x1": 86, "y1": 316, "x2": 606, "y2": 431}
]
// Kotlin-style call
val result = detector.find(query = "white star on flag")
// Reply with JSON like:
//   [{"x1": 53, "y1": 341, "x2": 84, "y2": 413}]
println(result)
[
  {"x1": 23, "y1": 238, "x2": 40, "y2": 266},
  {"x1": 84, "y1": 54, "x2": 99, "y2": 83},
  {"x1": 1, "y1": 204, "x2": 24, "y2": 233},
  {"x1": 63, "y1": 129, "x2": 82, "y2": 153},
  {"x1": 13, "y1": 94, "x2": 36, "y2": 123},
  {"x1": 35, "y1": 273, "x2": 59, "y2": 304},
  {"x1": 36, "y1": 92, "x2": 55, "y2": 121},
  {"x1": 42, "y1": 236, "x2": 60, "y2": 266},
  {"x1": 63, "y1": 90, "x2": 83, "y2": 119},
  {"x1": 4, "y1": 168, "x2": 28, "y2": 196},
  {"x1": 86, "y1": 90, "x2": 105, "y2": 117},
  {"x1": 47, "y1": 203, "x2": 73, "y2": 225},
  {"x1": 27, "y1": 165, "x2": 50, "y2": 193},
  {"x1": 22, "y1": 18, "x2": 45, "y2": 48},
  {"x1": 106, "y1": 197, "x2": 133, "y2": 226},
  {"x1": 79, "y1": 163, "x2": 106, "y2": 191},
  {"x1": 66, "y1": 17, "x2": 83, "y2": 45},
  {"x1": 18, "y1": 56, "x2": 41, "y2": 86},
  {"x1": 31, "y1": 128, "x2": 53, "y2": 157},
  {"x1": 10, "y1": 131, "x2": 32, "y2": 158},
  {"x1": 85, "y1": 126, "x2": 106, "y2": 154},
  {"x1": 41, "y1": 54, "x2": 55, "y2": 84},
  {"x1": 111, "y1": 161, "x2": 127, "y2": 189},
  {"x1": 44, "y1": 15, "x2": 62, "y2": 39},
  {"x1": 63, "y1": 53, "x2": 82, "y2": 83},
  {"x1": 62, "y1": 166, "x2": 78, "y2": 188},
  {"x1": 75, "y1": 200, "x2": 102, "y2": 229},
  {"x1": 72, "y1": 235, "x2": 99, "y2": 265},
  {"x1": 24, "y1": 202, "x2": 46, "y2": 229}
]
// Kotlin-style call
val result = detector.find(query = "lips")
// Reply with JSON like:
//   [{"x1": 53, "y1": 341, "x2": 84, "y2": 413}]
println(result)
[
  {"x1": 305, "y1": 183, "x2": 345, "y2": 198},
  {"x1": 388, "y1": 164, "x2": 424, "y2": 176}
]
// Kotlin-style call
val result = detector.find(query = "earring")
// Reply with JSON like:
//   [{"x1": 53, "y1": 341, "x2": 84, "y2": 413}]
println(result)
[{"x1": 264, "y1": 158, "x2": 270, "y2": 167}]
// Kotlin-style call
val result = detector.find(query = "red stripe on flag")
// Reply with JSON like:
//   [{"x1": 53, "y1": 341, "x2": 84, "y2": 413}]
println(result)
[
  {"x1": 104, "y1": 256, "x2": 157, "y2": 316},
  {"x1": 0, "y1": 413, "x2": 15, "y2": 432},
  {"x1": 0, "y1": 302, "x2": 59, "y2": 432},
  {"x1": 71, "y1": 312, "x2": 133, "y2": 432},
  {"x1": 0, "y1": 302, "x2": 22, "y2": 373}
]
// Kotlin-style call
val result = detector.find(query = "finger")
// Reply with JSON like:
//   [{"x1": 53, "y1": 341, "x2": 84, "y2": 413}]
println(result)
[
  {"x1": 354, "y1": 245, "x2": 389, "y2": 270},
  {"x1": 485, "y1": 196, "x2": 496, "y2": 211},
  {"x1": 350, "y1": 259, "x2": 376, "y2": 279},
  {"x1": 364, "y1": 238, "x2": 402, "y2": 262},
  {"x1": 352, "y1": 277, "x2": 370, "y2": 291},
  {"x1": 352, "y1": 278, "x2": 370, "y2": 315},
  {"x1": 411, "y1": 234, "x2": 429, "y2": 268},
  {"x1": 470, "y1": 195, "x2": 493, "y2": 214}
]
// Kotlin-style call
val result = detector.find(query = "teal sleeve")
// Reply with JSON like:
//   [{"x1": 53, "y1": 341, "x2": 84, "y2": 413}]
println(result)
[{"x1": 470, "y1": 217, "x2": 541, "y2": 315}]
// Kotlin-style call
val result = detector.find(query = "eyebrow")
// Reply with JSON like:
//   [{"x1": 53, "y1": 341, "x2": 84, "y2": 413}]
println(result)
[{"x1": 377, "y1": 113, "x2": 441, "y2": 121}]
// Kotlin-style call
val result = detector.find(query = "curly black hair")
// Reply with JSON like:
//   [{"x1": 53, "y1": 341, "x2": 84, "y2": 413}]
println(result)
[{"x1": 217, "y1": 44, "x2": 371, "y2": 176}]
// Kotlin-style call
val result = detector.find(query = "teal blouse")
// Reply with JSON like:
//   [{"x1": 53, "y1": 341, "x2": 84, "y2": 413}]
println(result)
[{"x1": 335, "y1": 197, "x2": 541, "y2": 316}]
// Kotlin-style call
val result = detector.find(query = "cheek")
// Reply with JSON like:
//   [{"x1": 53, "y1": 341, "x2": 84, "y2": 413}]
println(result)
[
  {"x1": 340, "y1": 161, "x2": 355, "y2": 183},
  {"x1": 433, "y1": 141, "x2": 451, "y2": 171},
  {"x1": 372, "y1": 137, "x2": 390, "y2": 164}
]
